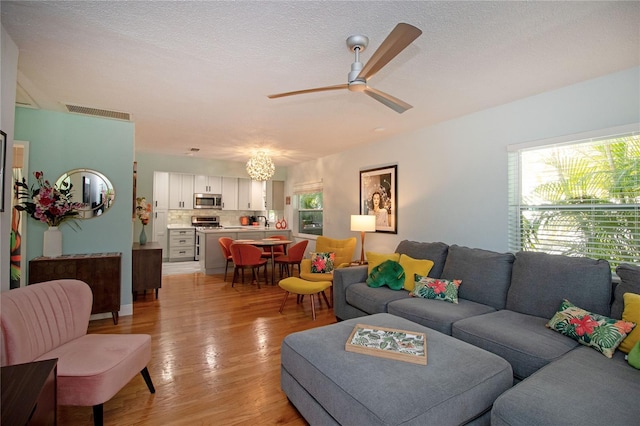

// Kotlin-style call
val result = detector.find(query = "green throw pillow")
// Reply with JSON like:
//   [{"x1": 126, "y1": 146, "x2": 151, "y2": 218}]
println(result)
[
  {"x1": 411, "y1": 275, "x2": 461, "y2": 304},
  {"x1": 629, "y1": 340, "x2": 640, "y2": 369},
  {"x1": 546, "y1": 299, "x2": 636, "y2": 358},
  {"x1": 366, "y1": 260, "x2": 405, "y2": 291}
]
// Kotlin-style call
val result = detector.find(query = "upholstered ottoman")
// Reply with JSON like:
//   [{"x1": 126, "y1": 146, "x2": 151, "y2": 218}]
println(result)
[{"x1": 281, "y1": 313, "x2": 512, "y2": 425}]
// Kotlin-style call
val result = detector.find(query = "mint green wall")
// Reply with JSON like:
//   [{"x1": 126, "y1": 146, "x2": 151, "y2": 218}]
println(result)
[{"x1": 14, "y1": 107, "x2": 135, "y2": 304}]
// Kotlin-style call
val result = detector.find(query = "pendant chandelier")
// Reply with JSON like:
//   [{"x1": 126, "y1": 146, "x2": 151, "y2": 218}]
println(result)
[{"x1": 246, "y1": 151, "x2": 275, "y2": 181}]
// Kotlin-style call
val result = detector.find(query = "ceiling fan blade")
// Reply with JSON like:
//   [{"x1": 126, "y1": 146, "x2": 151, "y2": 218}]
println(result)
[
  {"x1": 363, "y1": 87, "x2": 412, "y2": 114},
  {"x1": 268, "y1": 84, "x2": 348, "y2": 99},
  {"x1": 357, "y1": 23, "x2": 422, "y2": 81}
]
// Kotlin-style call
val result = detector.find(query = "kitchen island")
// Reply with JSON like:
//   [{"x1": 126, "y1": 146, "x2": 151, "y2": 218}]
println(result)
[{"x1": 197, "y1": 227, "x2": 292, "y2": 275}]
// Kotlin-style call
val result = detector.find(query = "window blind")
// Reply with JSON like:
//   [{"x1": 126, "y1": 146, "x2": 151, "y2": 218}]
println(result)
[{"x1": 508, "y1": 129, "x2": 639, "y2": 269}]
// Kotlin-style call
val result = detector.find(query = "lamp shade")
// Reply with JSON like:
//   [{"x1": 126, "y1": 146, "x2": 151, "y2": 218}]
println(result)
[{"x1": 351, "y1": 215, "x2": 376, "y2": 232}]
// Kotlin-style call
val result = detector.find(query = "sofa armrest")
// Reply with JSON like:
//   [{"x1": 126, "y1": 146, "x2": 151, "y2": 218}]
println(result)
[{"x1": 333, "y1": 266, "x2": 368, "y2": 319}]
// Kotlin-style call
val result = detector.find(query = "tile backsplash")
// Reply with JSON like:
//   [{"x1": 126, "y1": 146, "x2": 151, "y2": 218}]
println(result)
[{"x1": 167, "y1": 209, "x2": 284, "y2": 227}]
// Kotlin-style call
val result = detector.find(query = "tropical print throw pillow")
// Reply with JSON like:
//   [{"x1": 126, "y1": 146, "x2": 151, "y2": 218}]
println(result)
[
  {"x1": 411, "y1": 275, "x2": 461, "y2": 304},
  {"x1": 311, "y1": 252, "x2": 335, "y2": 273},
  {"x1": 546, "y1": 299, "x2": 636, "y2": 358}
]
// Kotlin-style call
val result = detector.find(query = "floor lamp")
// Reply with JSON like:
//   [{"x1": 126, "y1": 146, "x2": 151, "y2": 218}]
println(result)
[{"x1": 351, "y1": 215, "x2": 376, "y2": 265}]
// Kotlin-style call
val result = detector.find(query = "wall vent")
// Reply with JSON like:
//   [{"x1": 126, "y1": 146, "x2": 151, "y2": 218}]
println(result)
[{"x1": 65, "y1": 104, "x2": 131, "y2": 121}]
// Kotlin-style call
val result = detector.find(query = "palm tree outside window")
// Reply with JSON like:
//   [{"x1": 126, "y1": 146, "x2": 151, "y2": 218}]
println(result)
[{"x1": 508, "y1": 129, "x2": 639, "y2": 270}]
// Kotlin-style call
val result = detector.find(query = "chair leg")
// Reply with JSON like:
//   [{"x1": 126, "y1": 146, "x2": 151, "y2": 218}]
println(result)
[
  {"x1": 279, "y1": 291, "x2": 289, "y2": 313},
  {"x1": 140, "y1": 367, "x2": 155, "y2": 393},
  {"x1": 232, "y1": 266, "x2": 238, "y2": 287},
  {"x1": 252, "y1": 267, "x2": 261, "y2": 289},
  {"x1": 321, "y1": 290, "x2": 331, "y2": 308},
  {"x1": 310, "y1": 293, "x2": 317, "y2": 321},
  {"x1": 93, "y1": 404, "x2": 103, "y2": 426},
  {"x1": 224, "y1": 260, "x2": 229, "y2": 281}
]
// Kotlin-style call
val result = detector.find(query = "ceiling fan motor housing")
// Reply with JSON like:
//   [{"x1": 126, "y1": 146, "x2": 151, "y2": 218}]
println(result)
[
  {"x1": 347, "y1": 34, "x2": 369, "y2": 91},
  {"x1": 348, "y1": 61, "x2": 366, "y2": 91}
]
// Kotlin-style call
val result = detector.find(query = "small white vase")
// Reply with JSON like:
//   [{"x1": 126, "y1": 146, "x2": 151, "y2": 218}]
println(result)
[{"x1": 43, "y1": 226, "x2": 62, "y2": 258}]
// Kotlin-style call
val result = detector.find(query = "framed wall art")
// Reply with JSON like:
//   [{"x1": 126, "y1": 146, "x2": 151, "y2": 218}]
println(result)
[
  {"x1": 360, "y1": 164, "x2": 397, "y2": 233},
  {"x1": 0, "y1": 130, "x2": 6, "y2": 212}
]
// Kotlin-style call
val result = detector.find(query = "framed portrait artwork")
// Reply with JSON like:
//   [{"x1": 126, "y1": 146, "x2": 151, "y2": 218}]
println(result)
[
  {"x1": 360, "y1": 165, "x2": 397, "y2": 233},
  {"x1": 0, "y1": 130, "x2": 6, "y2": 212}
]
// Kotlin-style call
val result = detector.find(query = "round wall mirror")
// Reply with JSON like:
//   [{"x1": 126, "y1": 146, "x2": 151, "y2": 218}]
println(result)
[{"x1": 56, "y1": 169, "x2": 115, "y2": 219}]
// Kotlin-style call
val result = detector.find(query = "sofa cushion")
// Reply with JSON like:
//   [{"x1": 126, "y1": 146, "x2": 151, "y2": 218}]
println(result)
[
  {"x1": 366, "y1": 252, "x2": 400, "y2": 275},
  {"x1": 398, "y1": 254, "x2": 434, "y2": 291},
  {"x1": 620, "y1": 292, "x2": 640, "y2": 353},
  {"x1": 411, "y1": 276, "x2": 461, "y2": 304},
  {"x1": 452, "y1": 310, "x2": 579, "y2": 379},
  {"x1": 388, "y1": 297, "x2": 495, "y2": 335},
  {"x1": 546, "y1": 299, "x2": 635, "y2": 358},
  {"x1": 441, "y1": 245, "x2": 515, "y2": 310},
  {"x1": 491, "y1": 346, "x2": 640, "y2": 426},
  {"x1": 345, "y1": 282, "x2": 410, "y2": 314},
  {"x1": 395, "y1": 240, "x2": 448, "y2": 278},
  {"x1": 611, "y1": 263, "x2": 640, "y2": 319},
  {"x1": 506, "y1": 251, "x2": 612, "y2": 319}
]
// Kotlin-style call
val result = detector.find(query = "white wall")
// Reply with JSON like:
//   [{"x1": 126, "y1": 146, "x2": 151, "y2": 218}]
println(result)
[
  {"x1": 0, "y1": 25, "x2": 18, "y2": 292},
  {"x1": 287, "y1": 67, "x2": 640, "y2": 256}
]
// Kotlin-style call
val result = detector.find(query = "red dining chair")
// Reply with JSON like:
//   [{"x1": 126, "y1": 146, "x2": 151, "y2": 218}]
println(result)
[
  {"x1": 230, "y1": 243, "x2": 267, "y2": 288},
  {"x1": 274, "y1": 240, "x2": 309, "y2": 279},
  {"x1": 218, "y1": 237, "x2": 234, "y2": 281}
]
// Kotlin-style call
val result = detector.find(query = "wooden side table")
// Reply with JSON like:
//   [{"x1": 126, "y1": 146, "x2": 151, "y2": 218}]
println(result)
[
  {"x1": 29, "y1": 252, "x2": 122, "y2": 324},
  {"x1": 1, "y1": 359, "x2": 58, "y2": 426},
  {"x1": 132, "y1": 242, "x2": 163, "y2": 299}
]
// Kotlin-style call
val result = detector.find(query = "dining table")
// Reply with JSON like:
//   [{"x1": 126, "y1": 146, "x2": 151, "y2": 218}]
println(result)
[{"x1": 232, "y1": 238, "x2": 293, "y2": 285}]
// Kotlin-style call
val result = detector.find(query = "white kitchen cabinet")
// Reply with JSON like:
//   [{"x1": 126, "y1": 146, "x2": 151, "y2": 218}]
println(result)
[
  {"x1": 168, "y1": 228, "x2": 195, "y2": 261},
  {"x1": 169, "y1": 173, "x2": 194, "y2": 209},
  {"x1": 153, "y1": 171, "x2": 169, "y2": 210},
  {"x1": 194, "y1": 175, "x2": 222, "y2": 194},
  {"x1": 153, "y1": 210, "x2": 168, "y2": 259},
  {"x1": 221, "y1": 177, "x2": 238, "y2": 210},
  {"x1": 266, "y1": 180, "x2": 285, "y2": 210},
  {"x1": 238, "y1": 178, "x2": 265, "y2": 210}
]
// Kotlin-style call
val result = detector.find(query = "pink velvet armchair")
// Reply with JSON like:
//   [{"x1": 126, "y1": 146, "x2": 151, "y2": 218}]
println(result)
[{"x1": 0, "y1": 279, "x2": 155, "y2": 426}]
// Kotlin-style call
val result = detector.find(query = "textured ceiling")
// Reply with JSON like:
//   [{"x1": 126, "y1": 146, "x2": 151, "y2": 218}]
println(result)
[{"x1": 2, "y1": 1, "x2": 639, "y2": 166}]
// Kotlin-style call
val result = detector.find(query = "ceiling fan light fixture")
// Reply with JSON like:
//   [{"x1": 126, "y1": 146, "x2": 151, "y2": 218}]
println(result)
[{"x1": 246, "y1": 151, "x2": 275, "y2": 181}]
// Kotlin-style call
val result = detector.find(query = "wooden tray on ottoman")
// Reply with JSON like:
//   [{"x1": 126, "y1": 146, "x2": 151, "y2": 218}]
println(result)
[{"x1": 345, "y1": 324, "x2": 427, "y2": 365}]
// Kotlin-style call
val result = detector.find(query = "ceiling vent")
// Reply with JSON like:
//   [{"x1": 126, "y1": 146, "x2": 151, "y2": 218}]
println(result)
[{"x1": 65, "y1": 104, "x2": 131, "y2": 121}]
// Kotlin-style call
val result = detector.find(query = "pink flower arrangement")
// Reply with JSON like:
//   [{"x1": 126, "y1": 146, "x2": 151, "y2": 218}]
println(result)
[
  {"x1": 136, "y1": 197, "x2": 151, "y2": 225},
  {"x1": 15, "y1": 171, "x2": 84, "y2": 228}
]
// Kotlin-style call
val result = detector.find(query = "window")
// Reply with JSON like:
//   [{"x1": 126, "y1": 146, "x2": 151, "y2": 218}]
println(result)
[
  {"x1": 297, "y1": 192, "x2": 323, "y2": 236},
  {"x1": 508, "y1": 128, "x2": 639, "y2": 269},
  {"x1": 293, "y1": 180, "x2": 324, "y2": 236}
]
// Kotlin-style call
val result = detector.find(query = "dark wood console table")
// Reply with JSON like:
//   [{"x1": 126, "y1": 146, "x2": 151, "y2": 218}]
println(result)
[
  {"x1": 132, "y1": 242, "x2": 162, "y2": 299},
  {"x1": 1, "y1": 358, "x2": 58, "y2": 426},
  {"x1": 29, "y1": 252, "x2": 122, "y2": 324}
]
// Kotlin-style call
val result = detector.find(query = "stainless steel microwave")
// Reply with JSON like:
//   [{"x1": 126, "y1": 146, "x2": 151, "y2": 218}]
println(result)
[{"x1": 193, "y1": 193, "x2": 222, "y2": 209}]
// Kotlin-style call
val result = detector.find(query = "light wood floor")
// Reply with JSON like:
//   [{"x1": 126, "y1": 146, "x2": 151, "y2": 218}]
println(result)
[{"x1": 58, "y1": 270, "x2": 337, "y2": 425}]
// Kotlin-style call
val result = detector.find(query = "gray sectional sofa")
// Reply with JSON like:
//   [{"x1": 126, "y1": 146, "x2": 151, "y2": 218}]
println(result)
[{"x1": 332, "y1": 240, "x2": 640, "y2": 425}]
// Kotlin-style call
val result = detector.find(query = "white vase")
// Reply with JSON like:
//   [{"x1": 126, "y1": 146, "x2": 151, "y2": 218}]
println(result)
[{"x1": 43, "y1": 226, "x2": 62, "y2": 258}]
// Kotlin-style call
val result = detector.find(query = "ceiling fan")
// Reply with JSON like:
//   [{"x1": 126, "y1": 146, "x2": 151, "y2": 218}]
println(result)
[{"x1": 268, "y1": 23, "x2": 422, "y2": 114}]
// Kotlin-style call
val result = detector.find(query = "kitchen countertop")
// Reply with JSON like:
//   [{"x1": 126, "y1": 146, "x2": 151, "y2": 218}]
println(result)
[
  {"x1": 167, "y1": 224, "x2": 289, "y2": 232},
  {"x1": 167, "y1": 224, "x2": 194, "y2": 230},
  {"x1": 195, "y1": 226, "x2": 289, "y2": 233}
]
